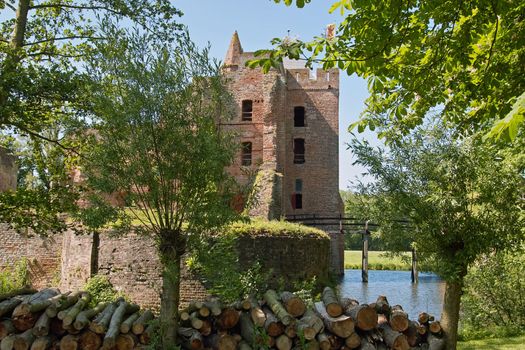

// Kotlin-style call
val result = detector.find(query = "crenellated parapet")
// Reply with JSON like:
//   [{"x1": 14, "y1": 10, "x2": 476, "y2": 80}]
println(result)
[{"x1": 285, "y1": 68, "x2": 339, "y2": 90}]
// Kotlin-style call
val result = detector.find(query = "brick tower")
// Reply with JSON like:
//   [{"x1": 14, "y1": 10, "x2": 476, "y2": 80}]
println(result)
[{"x1": 222, "y1": 32, "x2": 344, "y2": 274}]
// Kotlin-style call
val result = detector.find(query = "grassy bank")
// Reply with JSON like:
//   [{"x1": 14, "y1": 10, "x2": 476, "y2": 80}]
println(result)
[
  {"x1": 344, "y1": 250, "x2": 411, "y2": 270},
  {"x1": 457, "y1": 335, "x2": 525, "y2": 350}
]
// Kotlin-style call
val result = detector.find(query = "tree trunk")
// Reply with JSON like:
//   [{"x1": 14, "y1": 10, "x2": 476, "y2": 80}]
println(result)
[
  {"x1": 115, "y1": 333, "x2": 137, "y2": 350},
  {"x1": 263, "y1": 290, "x2": 293, "y2": 326},
  {"x1": 131, "y1": 310, "x2": 154, "y2": 335},
  {"x1": 280, "y1": 292, "x2": 305, "y2": 318},
  {"x1": 30, "y1": 335, "x2": 53, "y2": 350},
  {"x1": 13, "y1": 329, "x2": 35, "y2": 350},
  {"x1": 0, "y1": 334, "x2": 16, "y2": 350},
  {"x1": 74, "y1": 302, "x2": 108, "y2": 331},
  {"x1": 103, "y1": 301, "x2": 139, "y2": 349},
  {"x1": 63, "y1": 293, "x2": 91, "y2": 327},
  {"x1": 345, "y1": 304, "x2": 377, "y2": 331},
  {"x1": 32, "y1": 313, "x2": 51, "y2": 337},
  {"x1": 321, "y1": 287, "x2": 342, "y2": 318},
  {"x1": 0, "y1": 320, "x2": 15, "y2": 340},
  {"x1": 297, "y1": 309, "x2": 324, "y2": 340},
  {"x1": 262, "y1": 307, "x2": 284, "y2": 337},
  {"x1": 78, "y1": 331, "x2": 101, "y2": 350},
  {"x1": 440, "y1": 279, "x2": 463, "y2": 350},
  {"x1": 313, "y1": 302, "x2": 354, "y2": 338},
  {"x1": 120, "y1": 312, "x2": 140, "y2": 334},
  {"x1": 159, "y1": 237, "x2": 182, "y2": 349},
  {"x1": 58, "y1": 334, "x2": 78, "y2": 350}
]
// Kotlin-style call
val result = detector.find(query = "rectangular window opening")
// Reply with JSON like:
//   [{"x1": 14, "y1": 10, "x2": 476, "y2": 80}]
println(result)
[
  {"x1": 293, "y1": 138, "x2": 305, "y2": 164},
  {"x1": 291, "y1": 193, "x2": 303, "y2": 209},
  {"x1": 242, "y1": 100, "x2": 253, "y2": 121},
  {"x1": 294, "y1": 106, "x2": 305, "y2": 127},
  {"x1": 241, "y1": 142, "x2": 252, "y2": 166}
]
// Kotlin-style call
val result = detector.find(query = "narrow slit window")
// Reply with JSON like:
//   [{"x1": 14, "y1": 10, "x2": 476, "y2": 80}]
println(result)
[
  {"x1": 242, "y1": 100, "x2": 253, "y2": 121},
  {"x1": 294, "y1": 106, "x2": 305, "y2": 127},
  {"x1": 241, "y1": 142, "x2": 252, "y2": 166},
  {"x1": 293, "y1": 138, "x2": 305, "y2": 164},
  {"x1": 295, "y1": 179, "x2": 303, "y2": 192}
]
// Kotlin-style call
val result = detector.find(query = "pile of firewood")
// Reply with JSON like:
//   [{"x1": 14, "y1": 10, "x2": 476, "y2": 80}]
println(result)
[
  {"x1": 177, "y1": 288, "x2": 446, "y2": 350},
  {"x1": 0, "y1": 288, "x2": 155, "y2": 350},
  {"x1": 1, "y1": 287, "x2": 446, "y2": 350}
]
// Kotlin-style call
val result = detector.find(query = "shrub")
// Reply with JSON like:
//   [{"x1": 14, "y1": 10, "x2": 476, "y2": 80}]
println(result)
[
  {"x1": 461, "y1": 248, "x2": 525, "y2": 336},
  {"x1": 83, "y1": 275, "x2": 126, "y2": 307},
  {"x1": 0, "y1": 258, "x2": 30, "y2": 294},
  {"x1": 188, "y1": 219, "x2": 327, "y2": 302}
]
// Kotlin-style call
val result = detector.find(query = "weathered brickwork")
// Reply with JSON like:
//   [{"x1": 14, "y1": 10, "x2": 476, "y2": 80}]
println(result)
[
  {"x1": 0, "y1": 224, "x2": 62, "y2": 288},
  {"x1": 59, "y1": 230, "x2": 208, "y2": 313},
  {"x1": 0, "y1": 147, "x2": 17, "y2": 192},
  {"x1": 223, "y1": 32, "x2": 344, "y2": 273}
]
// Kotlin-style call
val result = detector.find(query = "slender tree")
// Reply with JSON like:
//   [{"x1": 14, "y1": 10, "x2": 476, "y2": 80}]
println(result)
[
  {"x1": 80, "y1": 27, "x2": 237, "y2": 347},
  {"x1": 349, "y1": 125, "x2": 524, "y2": 349}
]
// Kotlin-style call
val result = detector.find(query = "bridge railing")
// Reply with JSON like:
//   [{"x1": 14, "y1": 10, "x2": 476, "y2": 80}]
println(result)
[{"x1": 284, "y1": 214, "x2": 418, "y2": 283}]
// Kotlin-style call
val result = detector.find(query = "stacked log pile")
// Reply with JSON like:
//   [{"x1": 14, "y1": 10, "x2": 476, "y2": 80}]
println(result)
[
  {"x1": 177, "y1": 287, "x2": 446, "y2": 350},
  {"x1": 0, "y1": 288, "x2": 155, "y2": 350},
  {"x1": 1, "y1": 287, "x2": 446, "y2": 349}
]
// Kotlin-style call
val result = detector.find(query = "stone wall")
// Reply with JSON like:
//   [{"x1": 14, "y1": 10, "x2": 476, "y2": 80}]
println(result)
[
  {"x1": 59, "y1": 230, "x2": 208, "y2": 313},
  {"x1": 1, "y1": 225, "x2": 330, "y2": 311},
  {"x1": 237, "y1": 232, "x2": 330, "y2": 286},
  {"x1": 0, "y1": 224, "x2": 62, "y2": 288}
]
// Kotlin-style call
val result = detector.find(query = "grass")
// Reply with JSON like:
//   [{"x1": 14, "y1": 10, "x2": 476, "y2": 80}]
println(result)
[
  {"x1": 457, "y1": 335, "x2": 525, "y2": 350},
  {"x1": 225, "y1": 219, "x2": 328, "y2": 238},
  {"x1": 344, "y1": 250, "x2": 411, "y2": 270}
]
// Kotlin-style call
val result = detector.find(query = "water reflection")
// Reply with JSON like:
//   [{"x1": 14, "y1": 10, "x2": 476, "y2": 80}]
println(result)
[{"x1": 337, "y1": 270, "x2": 445, "y2": 319}]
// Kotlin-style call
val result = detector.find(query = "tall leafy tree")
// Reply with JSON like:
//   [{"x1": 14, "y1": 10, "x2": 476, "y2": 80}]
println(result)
[
  {"x1": 254, "y1": 0, "x2": 524, "y2": 141},
  {"x1": 0, "y1": 0, "x2": 183, "y2": 232},
  {"x1": 80, "y1": 27, "x2": 237, "y2": 347},
  {"x1": 349, "y1": 126, "x2": 524, "y2": 349}
]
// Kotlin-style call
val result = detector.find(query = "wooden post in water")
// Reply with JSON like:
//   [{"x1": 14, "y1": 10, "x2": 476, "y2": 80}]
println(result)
[
  {"x1": 362, "y1": 221, "x2": 369, "y2": 283},
  {"x1": 411, "y1": 248, "x2": 418, "y2": 283}
]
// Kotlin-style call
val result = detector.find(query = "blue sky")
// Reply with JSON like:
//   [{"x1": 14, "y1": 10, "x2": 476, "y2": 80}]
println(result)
[{"x1": 177, "y1": 0, "x2": 382, "y2": 190}]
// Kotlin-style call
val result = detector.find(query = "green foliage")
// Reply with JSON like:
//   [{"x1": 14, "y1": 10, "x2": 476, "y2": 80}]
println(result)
[
  {"x1": 188, "y1": 219, "x2": 327, "y2": 303},
  {"x1": 457, "y1": 334, "x2": 525, "y2": 350},
  {"x1": 79, "y1": 28, "x2": 237, "y2": 238},
  {"x1": 349, "y1": 125, "x2": 525, "y2": 282},
  {"x1": 83, "y1": 275, "x2": 126, "y2": 308},
  {"x1": 225, "y1": 218, "x2": 328, "y2": 239},
  {"x1": 0, "y1": 0, "x2": 184, "y2": 235},
  {"x1": 187, "y1": 231, "x2": 271, "y2": 303},
  {"x1": 0, "y1": 257, "x2": 30, "y2": 294},
  {"x1": 256, "y1": 1, "x2": 525, "y2": 141},
  {"x1": 461, "y1": 249, "x2": 525, "y2": 333}
]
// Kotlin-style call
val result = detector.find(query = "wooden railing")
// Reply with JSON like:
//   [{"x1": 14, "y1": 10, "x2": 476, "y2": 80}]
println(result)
[{"x1": 285, "y1": 215, "x2": 418, "y2": 283}]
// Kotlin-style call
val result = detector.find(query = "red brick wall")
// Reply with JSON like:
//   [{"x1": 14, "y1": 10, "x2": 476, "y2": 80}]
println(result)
[{"x1": 0, "y1": 224, "x2": 62, "y2": 288}]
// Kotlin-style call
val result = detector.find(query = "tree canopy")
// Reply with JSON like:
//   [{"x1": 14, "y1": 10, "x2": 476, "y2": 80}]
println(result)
[
  {"x1": 0, "y1": 0, "x2": 183, "y2": 233},
  {"x1": 255, "y1": 0, "x2": 525, "y2": 141},
  {"x1": 79, "y1": 27, "x2": 237, "y2": 346},
  {"x1": 349, "y1": 125, "x2": 524, "y2": 349}
]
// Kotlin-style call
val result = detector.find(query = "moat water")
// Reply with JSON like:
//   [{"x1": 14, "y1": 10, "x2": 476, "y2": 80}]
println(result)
[{"x1": 337, "y1": 269, "x2": 445, "y2": 319}]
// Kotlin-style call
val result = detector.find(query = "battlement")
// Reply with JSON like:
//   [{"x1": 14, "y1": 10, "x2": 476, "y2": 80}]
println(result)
[{"x1": 285, "y1": 68, "x2": 339, "y2": 90}]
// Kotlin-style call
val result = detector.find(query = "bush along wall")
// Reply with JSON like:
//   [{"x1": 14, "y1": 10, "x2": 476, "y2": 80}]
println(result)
[{"x1": 188, "y1": 219, "x2": 331, "y2": 303}]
